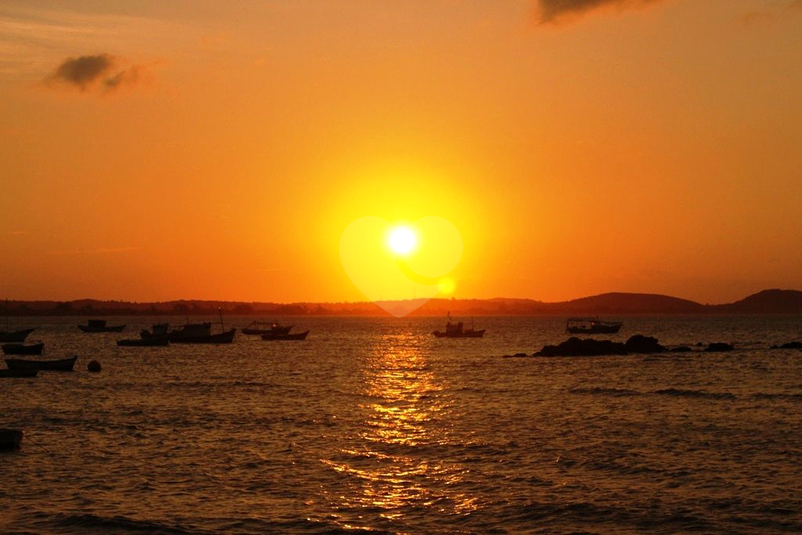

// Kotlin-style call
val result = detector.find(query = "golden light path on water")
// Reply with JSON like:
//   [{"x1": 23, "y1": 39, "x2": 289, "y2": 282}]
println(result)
[{"x1": 322, "y1": 334, "x2": 478, "y2": 525}]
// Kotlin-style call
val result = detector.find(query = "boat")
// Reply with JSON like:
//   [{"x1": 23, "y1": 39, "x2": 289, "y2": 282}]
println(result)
[
  {"x1": 0, "y1": 368, "x2": 38, "y2": 377},
  {"x1": 5, "y1": 355, "x2": 78, "y2": 372},
  {"x1": 117, "y1": 337, "x2": 169, "y2": 347},
  {"x1": 260, "y1": 330, "x2": 309, "y2": 341},
  {"x1": 566, "y1": 317, "x2": 623, "y2": 334},
  {"x1": 0, "y1": 429, "x2": 23, "y2": 450},
  {"x1": 242, "y1": 320, "x2": 293, "y2": 336},
  {"x1": 0, "y1": 328, "x2": 36, "y2": 343},
  {"x1": 168, "y1": 322, "x2": 236, "y2": 344},
  {"x1": 78, "y1": 319, "x2": 125, "y2": 333},
  {"x1": 432, "y1": 313, "x2": 485, "y2": 338},
  {"x1": 2, "y1": 342, "x2": 45, "y2": 355}
]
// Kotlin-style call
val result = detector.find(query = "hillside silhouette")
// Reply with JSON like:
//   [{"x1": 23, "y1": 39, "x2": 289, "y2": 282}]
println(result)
[{"x1": 4, "y1": 289, "x2": 802, "y2": 316}]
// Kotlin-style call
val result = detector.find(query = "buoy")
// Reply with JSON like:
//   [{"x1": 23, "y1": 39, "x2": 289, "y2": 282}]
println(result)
[{"x1": 87, "y1": 360, "x2": 101, "y2": 373}]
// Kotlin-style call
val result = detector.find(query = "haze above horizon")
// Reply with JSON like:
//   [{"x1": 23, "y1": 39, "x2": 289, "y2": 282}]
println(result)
[{"x1": 2, "y1": 0, "x2": 801, "y2": 304}]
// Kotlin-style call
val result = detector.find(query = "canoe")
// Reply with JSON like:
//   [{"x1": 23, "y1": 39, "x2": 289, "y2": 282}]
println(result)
[
  {"x1": 117, "y1": 337, "x2": 169, "y2": 347},
  {"x1": 0, "y1": 328, "x2": 35, "y2": 343},
  {"x1": 0, "y1": 429, "x2": 23, "y2": 450},
  {"x1": 260, "y1": 330, "x2": 309, "y2": 341},
  {"x1": 0, "y1": 368, "x2": 38, "y2": 377},
  {"x1": 2, "y1": 343, "x2": 45, "y2": 355},
  {"x1": 5, "y1": 355, "x2": 78, "y2": 372},
  {"x1": 170, "y1": 328, "x2": 237, "y2": 344}
]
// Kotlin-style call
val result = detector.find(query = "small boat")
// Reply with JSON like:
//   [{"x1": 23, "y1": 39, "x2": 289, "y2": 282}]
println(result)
[
  {"x1": 169, "y1": 323, "x2": 236, "y2": 344},
  {"x1": 566, "y1": 317, "x2": 623, "y2": 334},
  {"x1": 0, "y1": 368, "x2": 38, "y2": 377},
  {"x1": 117, "y1": 337, "x2": 169, "y2": 346},
  {"x1": 2, "y1": 342, "x2": 45, "y2": 355},
  {"x1": 78, "y1": 319, "x2": 125, "y2": 333},
  {"x1": 5, "y1": 356, "x2": 78, "y2": 372},
  {"x1": 260, "y1": 330, "x2": 309, "y2": 341},
  {"x1": 0, "y1": 429, "x2": 23, "y2": 450},
  {"x1": 0, "y1": 328, "x2": 36, "y2": 343},
  {"x1": 242, "y1": 320, "x2": 293, "y2": 336},
  {"x1": 432, "y1": 313, "x2": 485, "y2": 338},
  {"x1": 141, "y1": 323, "x2": 170, "y2": 339}
]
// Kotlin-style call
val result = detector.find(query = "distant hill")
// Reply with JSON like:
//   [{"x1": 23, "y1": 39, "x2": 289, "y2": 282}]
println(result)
[{"x1": 4, "y1": 289, "x2": 802, "y2": 316}]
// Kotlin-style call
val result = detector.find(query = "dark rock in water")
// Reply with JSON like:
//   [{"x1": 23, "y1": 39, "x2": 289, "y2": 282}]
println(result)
[
  {"x1": 87, "y1": 360, "x2": 101, "y2": 372},
  {"x1": 671, "y1": 346, "x2": 692, "y2": 353},
  {"x1": 502, "y1": 353, "x2": 530, "y2": 358},
  {"x1": 535, "y1": 337, "x2": 628, "y2": 357},
  {"x1": 773, "y1": 341, "x2": 802, "y2": 349},
  {"x1": 625, "y1": 335, "x2": 666, "y2": 354},
  {"x1": 704, "y1": 342, "x2": 734, "y2": 352}
]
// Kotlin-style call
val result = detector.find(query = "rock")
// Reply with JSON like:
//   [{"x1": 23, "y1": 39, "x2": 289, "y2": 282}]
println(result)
[
  {"x1": 534, "y1": 337, "x2": 628, "y2": 357},
  {"x1": 704, "y1": 342, "x2": 734, "y2": 352},
  {"x1": 670, "y1": 346, "x2": 692, "y2": 353},
  {"x1": 625, "y1": 335, "x2": 666, "y2": 354},
  {"x1": 777, "y1": 341, "x2": 802, "y2": 349},
  {"x1": 87, "y1": 360, "x2": 101, "y2": 372}
]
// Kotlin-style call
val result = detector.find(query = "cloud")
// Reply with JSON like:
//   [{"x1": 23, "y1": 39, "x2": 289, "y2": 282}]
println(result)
[
  {"x1": 533, "y1": 0, "x2": 665, "y2": 25},
  {"x1": 45, "y1": 53, "x2": 147, "y2": 94}
]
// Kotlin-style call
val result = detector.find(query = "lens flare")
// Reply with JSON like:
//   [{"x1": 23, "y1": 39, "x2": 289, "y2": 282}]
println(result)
[{"x1": 388, "y1": 226, "x2": 417, "y2": 256}]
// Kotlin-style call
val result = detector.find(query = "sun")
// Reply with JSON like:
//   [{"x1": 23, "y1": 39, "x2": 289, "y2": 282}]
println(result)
[{"x1": 388, "y1": 225, "x2": 417, "y2": 256}]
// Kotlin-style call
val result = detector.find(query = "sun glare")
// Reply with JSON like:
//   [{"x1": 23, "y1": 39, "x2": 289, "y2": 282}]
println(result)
[{"x1": 388, "y1": 226, "x2": 417, "y2": 256}]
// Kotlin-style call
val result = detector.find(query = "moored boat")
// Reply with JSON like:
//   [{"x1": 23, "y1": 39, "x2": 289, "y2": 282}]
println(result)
[
  {"x1": 432, "y1": 313, "x2": 485, "y2": 338},
  {"x1": 0, "y1": 429, "x2": 23, "y2": 450},
  {"x1": 260, "y1": 330, "x2": 309, "y2": 341},
  {"x1": 78, "y1": 319, "x2": 125, "y2": 333},
  {"x1": 0, "y1": 328, "x2": 36, "y2": 343},
  {"x1": 0, "y1": 367, "x2": 38, "y2": 377},
  {"x1": 242, "y1": 320, "x2": 293, "y2": 336},
  {"x1": 5, "y1": 355, "x2": 78, "y2": 372},
  {"x1": 566, "y1": 317, "x2": 623, "y2": 334},
  {"x1": 169, "y1": 323, "x2": 236, "y2": 344},
  {"x1": 2, "y1": 342, "x2": 45, "y2": 355}
]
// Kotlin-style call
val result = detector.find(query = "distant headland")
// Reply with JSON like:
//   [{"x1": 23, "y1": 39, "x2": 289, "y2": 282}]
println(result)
[{"x1": 3, "y1": 289, "x2": 802, "y2": 317}]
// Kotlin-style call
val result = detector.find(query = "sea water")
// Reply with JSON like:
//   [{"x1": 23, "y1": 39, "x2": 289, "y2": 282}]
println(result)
[{"x1": 2, "y1": 315, "x2": 801, "y2": 534}]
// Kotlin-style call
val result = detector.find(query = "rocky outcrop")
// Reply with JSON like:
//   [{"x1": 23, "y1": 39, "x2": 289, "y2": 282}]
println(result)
[
  {"x1": 624, "y1": 335, "x2": 665, "y2": 354},
  {"x1": 770, "y1": 341, "x2": 802, "y2": 349},
  {"x1": 533, "y1": 335, "x2": 666, "y2": 357}
]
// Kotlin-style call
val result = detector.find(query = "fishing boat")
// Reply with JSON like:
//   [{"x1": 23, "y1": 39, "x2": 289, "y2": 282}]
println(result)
[
  {"x1": 5, "y1": 355, "x2": 78, "y2": 372},
  {"x1": 2, "y1": 342, "x2": 44, "y2": 355},
  {"x1": 260, "y1": 330, "x2": 309, "y2": 341},
  {"x1": 0, "y1": 328, "x2": 36, "y2": 343},
  {"x1": 432, "y1": 313, "x2": 485, "y2": 338},
  {"x1": 169, "y1": 311, "x2": 236, "y2": 344},
  {"x1": 242, "y1": 320, "x2": 293, "y2": 336},
  {"x1": 78, "y1": 319, "x2": 125, "y2": 333},
  {"x1": 0, "y1": 429, "x2": 23, "y2": 450},
  {"x1": 566, "y1": 317, "x2": 623, "y2": 334},
  {"x1": 0, "y1": 368, "x2": 38, "y2": 377}
]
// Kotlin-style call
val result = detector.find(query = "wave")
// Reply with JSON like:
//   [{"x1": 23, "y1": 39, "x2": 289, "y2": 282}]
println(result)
[
  {"x1": 569, "y1": 387, "x2": 640, "y2": 397},
  {"x1": 47, "y1": 512, "x2": 200, "y2": 534},
  {"x1": 653, "y1": 388, "x2": 737, "y2": 400}
]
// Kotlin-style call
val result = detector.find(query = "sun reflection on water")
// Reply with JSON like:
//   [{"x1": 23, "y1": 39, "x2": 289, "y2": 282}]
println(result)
[{"x1": 322, "y1": 334, "x2": 478, "y2": 525}]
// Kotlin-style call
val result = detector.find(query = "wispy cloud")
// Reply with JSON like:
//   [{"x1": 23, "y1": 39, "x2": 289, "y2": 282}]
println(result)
[
  {"x1": 44, "y1": 53, "x2": 147, "y2": 94},
  {"x1": 533, "y1": 0, "x2": 666, "y2": 25},
  {"x1": 45, "y1": 246, "x2": 141, "y2": 256}
]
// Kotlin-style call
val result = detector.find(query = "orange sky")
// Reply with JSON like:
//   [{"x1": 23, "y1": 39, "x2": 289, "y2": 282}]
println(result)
[{"x1": 1, "y1": 0, "x2": 801, "y2": 304}]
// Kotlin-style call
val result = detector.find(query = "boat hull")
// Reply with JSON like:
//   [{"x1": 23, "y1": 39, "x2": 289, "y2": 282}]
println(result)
[
  {"x1": 2, "y1": 343, "x2": 44, "y2": 355},
  {"x1": 432, "y1": 329, "x2": 485, "y2": 338},
  {"x1": 79, "y1": 325, "x2": 126, "y2": 333},
  {"x1": 0, "y1": 429, "x2": 23, "y2": 450},
  {"x1": 0, "y1": 368, "x2": 38, "y2": 377},
  {"x1": 260, "y1": 330, "x2": 309, "y2": 341},
  {"x1": 5, "y1": 356, "x2": 77, "y2": 372},
  {"x1": 0, "y1": 328, "x2": 35, "y2": 343},
  {"x1": 170, "y1": 329, "x2": 237, "y2": 344}
]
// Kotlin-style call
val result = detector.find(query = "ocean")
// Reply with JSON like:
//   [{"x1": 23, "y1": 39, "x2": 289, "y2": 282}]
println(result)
[{"x1": 2, "y1": 315, "x2": 801, "y2": 534}]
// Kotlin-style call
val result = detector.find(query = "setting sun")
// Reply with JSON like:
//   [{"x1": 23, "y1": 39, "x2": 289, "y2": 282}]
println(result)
[{"x1": 388, "y1": 226, "x2": 417, "y2": 256}]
